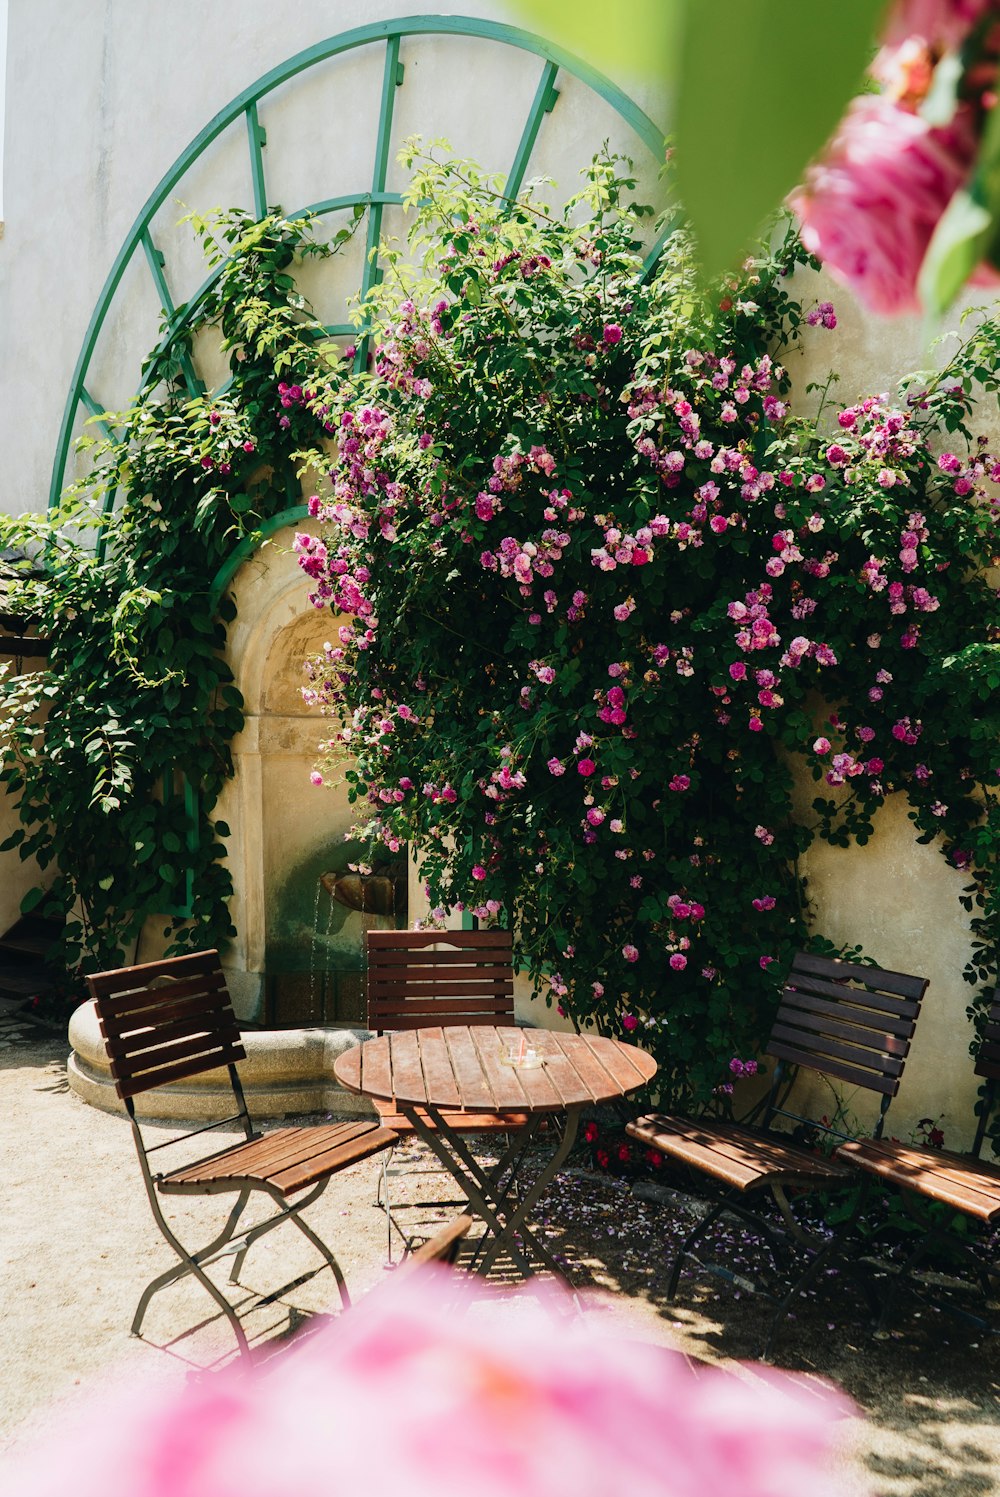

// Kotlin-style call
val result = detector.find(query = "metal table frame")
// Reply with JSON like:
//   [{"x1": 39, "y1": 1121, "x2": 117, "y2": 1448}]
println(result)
[
  {"x1": 334, "y1": 1024, "x2": 656, "y2": 1283},
  {"x1": 398, "y1": 1102, "x2": 581, "y2": 1279}
]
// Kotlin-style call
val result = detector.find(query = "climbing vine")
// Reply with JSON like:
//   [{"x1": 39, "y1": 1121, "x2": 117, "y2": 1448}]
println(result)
[{"x1": 0, "y1": 209, "x2": 358, "y2": 987}]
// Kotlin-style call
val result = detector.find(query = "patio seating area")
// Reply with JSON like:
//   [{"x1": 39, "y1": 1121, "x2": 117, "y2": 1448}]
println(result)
[{"x1": 3, "y1": 1008, "x2": 1000, "y2": 1496}]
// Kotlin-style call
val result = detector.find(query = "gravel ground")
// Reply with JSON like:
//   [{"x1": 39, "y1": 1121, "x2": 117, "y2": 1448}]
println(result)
[{"x1": 3, "y1": 1017, "x2": 1000, "y2": 1494}]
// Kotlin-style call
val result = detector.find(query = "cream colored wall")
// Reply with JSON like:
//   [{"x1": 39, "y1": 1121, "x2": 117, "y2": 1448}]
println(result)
[
  {"x1": 776, "y1": 263, "x2": 998, "y2": 1148},
  {"x1": 215, "y1": 524, "x2": 352, "y2": 1018}
]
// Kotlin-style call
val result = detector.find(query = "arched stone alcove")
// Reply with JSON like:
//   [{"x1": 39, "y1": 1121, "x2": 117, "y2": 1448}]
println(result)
[{"x1": 217, "y1": 521, "x2": 405, "y2": 1025}]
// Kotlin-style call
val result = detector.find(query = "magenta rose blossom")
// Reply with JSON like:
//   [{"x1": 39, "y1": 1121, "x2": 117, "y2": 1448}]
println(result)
[
  {"x1": 791, "y1": 96, "x2": 976, "y2": 316},
  {"x1": 881, "y1": 0, "x2": 992, "y2": 51}
]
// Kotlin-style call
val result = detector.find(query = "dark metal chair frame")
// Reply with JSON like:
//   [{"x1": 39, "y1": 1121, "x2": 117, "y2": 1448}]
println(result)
[
  {"x1": 627, "y1": 950, "x2": 929, "y2": 1357},
  {"x1": 365, "y1": 929, "x2": 529, "y2": 1257},
  {"x1": 87, "y1": 949, "x2": 397, "y2": 1361}
]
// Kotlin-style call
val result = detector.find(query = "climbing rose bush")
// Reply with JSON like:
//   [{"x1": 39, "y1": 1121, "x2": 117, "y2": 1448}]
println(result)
[{"x1": 296, "y1": 146, "x2": 1000, "y2": 1103}]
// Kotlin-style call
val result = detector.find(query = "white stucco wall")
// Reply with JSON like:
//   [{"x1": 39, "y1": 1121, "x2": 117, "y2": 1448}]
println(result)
[{"x1": 0, "y1": 1, "x2": 996, "y2": 1144}]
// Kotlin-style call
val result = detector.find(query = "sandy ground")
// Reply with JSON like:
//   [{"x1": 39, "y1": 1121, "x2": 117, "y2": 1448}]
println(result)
[{"x1": 2, "y1": 1016, "x2": 1000, "y2": 1494}]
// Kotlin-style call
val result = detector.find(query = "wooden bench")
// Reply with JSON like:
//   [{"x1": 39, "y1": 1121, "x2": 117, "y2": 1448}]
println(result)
[
  {"x1": 88, "y1": 949, "x2": 398, "y2": 1361},
  {"x1": 627, "y1": 950, "x2": 928, "y2": 1356},
  {"x1": 365, "y1": 930, "x2": 529, "y2": 1254},
  {"x1": 837, "y1": 986, "x2": 1000, "y2": 1328}
]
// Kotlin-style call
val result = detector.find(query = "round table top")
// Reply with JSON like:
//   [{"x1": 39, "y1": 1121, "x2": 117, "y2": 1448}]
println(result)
[{"x1": 333, "y1": 1024, "x2": 657, "y2": 1114}]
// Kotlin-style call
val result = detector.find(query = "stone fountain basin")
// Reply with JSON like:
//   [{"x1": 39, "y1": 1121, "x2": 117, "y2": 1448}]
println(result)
[{"x1": 67, "y1": 1000, "x2": 376, "y2": 1122}]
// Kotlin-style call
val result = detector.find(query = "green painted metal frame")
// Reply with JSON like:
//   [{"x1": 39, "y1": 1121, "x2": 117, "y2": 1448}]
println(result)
[{"x1": 50, "y1": 14, "x2": 666, "y2": 519}]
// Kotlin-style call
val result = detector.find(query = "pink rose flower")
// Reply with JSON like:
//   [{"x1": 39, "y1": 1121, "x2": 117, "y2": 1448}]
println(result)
[
  {"x1": 881, "y1": 0, "x2": 992, "y2": 52},
  {"x1": 669, "y1": 953, "x2": 688, "y2": 971},
  {"x1": 577, "y1": 758, "x2": 596, "y2": 777},
  {"x1": 622, "y1": 943, "x2": 639, "y2": 963},
  {"x1": 622, "y1": 1012, "x2": 639, "y2": 1032},
  {"x1": 791, "y1": 96, "x2": 977, "y2": 316}
]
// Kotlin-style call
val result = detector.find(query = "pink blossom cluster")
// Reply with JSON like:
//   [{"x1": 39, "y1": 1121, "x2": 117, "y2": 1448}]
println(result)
[{"x1": 791, "y1": 3, "x2": 1000, "y2": 314}]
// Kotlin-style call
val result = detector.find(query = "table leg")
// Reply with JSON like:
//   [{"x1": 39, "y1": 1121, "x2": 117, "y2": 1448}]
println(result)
[
  {"x1": 476, "y1": 1106, "x2": 581, "y2": 1279},
  {"x1": 399, "y1": 1103, "x2": 582, "y2": 1283},
  {"x1": 399, "y1": 1104, "x2": 539, "y2": 1276}
]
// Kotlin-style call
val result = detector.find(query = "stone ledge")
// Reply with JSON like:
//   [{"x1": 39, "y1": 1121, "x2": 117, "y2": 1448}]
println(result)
[{"x1": 67, "y1": 999, "x2": 378, "y2": 1122}]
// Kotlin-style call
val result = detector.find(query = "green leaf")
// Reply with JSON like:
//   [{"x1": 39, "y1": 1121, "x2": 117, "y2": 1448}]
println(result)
[
  {"x1": 509, "y1": 0, "x2": 680, "y2": 81},
  {"x1": 20, "y1": 885, "x2": 44, "y2": 914},
  {"x1": 920, "y1": 98, "x2": 1000, "y2": 314},
  {"x1": 674, "y1": 1, "x2": 881, "y2": 277}
]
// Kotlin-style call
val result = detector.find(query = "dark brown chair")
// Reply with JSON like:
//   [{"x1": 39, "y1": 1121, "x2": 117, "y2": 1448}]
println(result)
[
  {"x1": 627, "y1": 950, "x2": 928, "y2": 1356},
  {"x1": 365, "y1": 929, "x2": 529, "y2": 1253},
  {"x1": 87, "y1": 949, "x2": 397, "y2": 1361},
  {"x1": 837, "y1": 986, "x2": 1000, "y2": 1330}
]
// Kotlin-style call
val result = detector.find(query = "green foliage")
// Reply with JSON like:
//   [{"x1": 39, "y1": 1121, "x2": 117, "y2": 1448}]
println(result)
[
  {"x1": 513, "y1": 0, "x2": 884, "y2": 276},
  {"x1": 0, "y1": 211, "x2": 355, "y2": 991},
  {"x1": 292, "y1": 145, "x2": 1000, "y2": 1105}
]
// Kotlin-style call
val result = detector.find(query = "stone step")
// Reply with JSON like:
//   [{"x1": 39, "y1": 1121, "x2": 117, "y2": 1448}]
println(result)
[
  {"x1": 0, "y1": 914, "x2": 62, "y2": 959},
  {"x1": 0, "y1": 961, "x2": 59, "y2": 999}
]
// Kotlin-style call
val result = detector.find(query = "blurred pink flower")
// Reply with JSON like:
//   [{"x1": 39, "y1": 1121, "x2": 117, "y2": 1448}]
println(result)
[
  {"x1": 3, "y1": 1274, "x2": 856, "y2": 1497},
  {"x1": 881, "y1": 0, "x2": 992, "y2": 51},
  {"x1": 791, "y1": 96, "x2": 976, "y2": 315}
]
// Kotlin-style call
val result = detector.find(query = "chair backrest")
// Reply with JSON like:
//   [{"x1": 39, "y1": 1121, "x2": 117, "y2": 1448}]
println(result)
[
  {"x1": 764, "y1": 951, "x2": 928, "y2": 1134},
  {"x1": 365, "y1": 929, "x2": 515, "y2": 1033},
  {"x1": 86, "y1": 949, "x2": 246, "y2": 1102}
]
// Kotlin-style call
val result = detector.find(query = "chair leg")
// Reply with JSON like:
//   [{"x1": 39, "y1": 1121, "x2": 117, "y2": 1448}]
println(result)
[
  {"x1": 134, "y1": 1188, "x2": 251, "y2": 1338},
  {"x1": 666, "y1": 1196, "x2": 734, "y2": 1301},
  {"x1": 874, "y1": 1192, "x2": 995, "y2": 1335},
  {"x1": 137, "y1": 1195, "x2": 255, "y2": 1361},
  {"x1": 760, "y1": 1184, "x2": 873, "y2": 1361},
  {"x1": 276, "y1": 1181, "x2": 351, "y2": 1311}
]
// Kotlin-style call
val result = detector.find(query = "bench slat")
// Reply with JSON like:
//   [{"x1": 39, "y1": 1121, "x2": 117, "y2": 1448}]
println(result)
[
  {"x1": 789, "y1": 951, "x2": 928, "y2": 1002},
  {"x1": 766, "y1": 1040, "x2": 899, "y2": 1096}
]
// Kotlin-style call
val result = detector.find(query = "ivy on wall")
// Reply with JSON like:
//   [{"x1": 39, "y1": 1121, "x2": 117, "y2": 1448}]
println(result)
[{"x1": 0, "y1": 211, "x2": 356, "y2": 987}]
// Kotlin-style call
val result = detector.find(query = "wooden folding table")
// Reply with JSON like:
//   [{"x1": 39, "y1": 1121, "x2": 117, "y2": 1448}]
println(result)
[{"x1": 334, "y1": 1023, "x2": 657, "y2": 1280}]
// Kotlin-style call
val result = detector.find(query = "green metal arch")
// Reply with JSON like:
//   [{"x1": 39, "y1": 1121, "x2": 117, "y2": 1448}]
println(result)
[{"x1": 51, "y1": 13, "x2": 665, "y2": 519}]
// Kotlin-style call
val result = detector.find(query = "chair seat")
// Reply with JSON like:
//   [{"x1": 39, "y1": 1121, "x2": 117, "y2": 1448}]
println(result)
[
  {"x1": 627, "y1": 1113, "x2": 854, "y2": 1193},
  {"x1": 372, "y1": 1098, "x2": 529, "y2": 1134},
  {"x1": 160, "y1": 1120, "x2": 399, "y2": 1198},
  {"x1": 838, "y1": 1138, "x2": 1000, "y2": 1224}
]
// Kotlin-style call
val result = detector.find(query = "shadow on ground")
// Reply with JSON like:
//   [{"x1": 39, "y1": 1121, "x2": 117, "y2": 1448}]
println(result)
[{"x1": 524, "y1": 1160, "x2": 1000, "y2": 1497}]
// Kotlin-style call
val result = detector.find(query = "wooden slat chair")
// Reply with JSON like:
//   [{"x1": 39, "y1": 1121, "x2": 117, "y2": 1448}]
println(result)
[
  {"x1": 837, "y1": 985, "x2": 1000, "y2": 1331},
  {"x1": 87, "y1": 949, "x2": 397, "y2": 1361},
  {"x1": 365, "y1": 930, "x2": 529, "y2": 1254},
  {"x1": 627, "y1": 951, "x2": 928, "y2": 1356}
]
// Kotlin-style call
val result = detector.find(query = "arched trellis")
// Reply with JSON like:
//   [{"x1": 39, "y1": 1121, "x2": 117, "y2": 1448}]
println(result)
[{"x1": 51, "y1": 12, "x2": 668, "y2": 549}]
